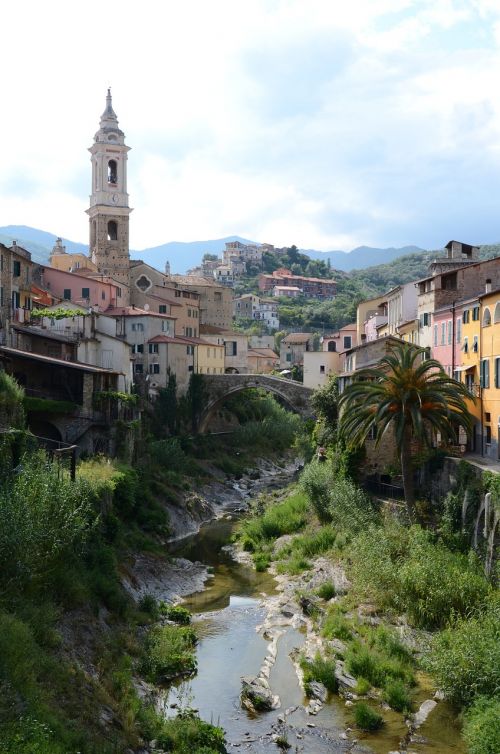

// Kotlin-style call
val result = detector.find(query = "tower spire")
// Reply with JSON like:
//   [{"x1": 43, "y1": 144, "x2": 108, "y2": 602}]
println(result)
[{"x1": 100, "y1": 87, "x2": 119, "y2": 128}]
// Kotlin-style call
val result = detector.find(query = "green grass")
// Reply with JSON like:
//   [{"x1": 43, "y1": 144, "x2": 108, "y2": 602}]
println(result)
[
  {"x1": 155, "y1": 709, "x2": 226, "y2": 754},
  {"x1": 382, "y1": 679, "x2": 412, "y2": 713},
  {"x1": 463, "y1": 696, "x2": 500, "y2": 754},
  {"x1": 238, "y1": 491, "x2": 308, "y2": 549},
  {"x1": 316, "y1": 582, "x2": 336, "y2": 600},
  {"x1": 276, "y1": 554, "x2": 311, "y2": 575},
  {"x1": 300, "y1": 653, "x2": 338, "y2": 694},
  {"x1": 426, "y1": 597, "x2": 500, "y2": 706},
  {"x1": 349, "y1": 523, "x2": 491, "y2": 630},
  {"x1": 321, "y1": 605, "x2": 353, "y2": 642},
  {"x1": 345, "y1": 642, "x2": 415, "y2": 689},
  {"x1": 354, "y1": 678, "x2": 371, "y2": 695},
  {"x1": 354, "y1": 702, "x2": 384, "y2": 731}
]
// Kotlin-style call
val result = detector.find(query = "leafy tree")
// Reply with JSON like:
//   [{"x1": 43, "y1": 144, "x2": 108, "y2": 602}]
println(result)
[
  {"x1": 311, "y1": 375, "x2": 339, "y2": 438},
  {"x1": 202, "y1": 253, "x2": 218, "y2": 261},
  {"x1": 339, "y1": 342, "x2": 473, "y2": 522}
]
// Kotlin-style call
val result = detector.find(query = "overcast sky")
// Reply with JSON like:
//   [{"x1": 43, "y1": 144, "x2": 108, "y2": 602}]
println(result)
[{"x1": 2, "y1": 0, "x2": 500, "y2": 253}]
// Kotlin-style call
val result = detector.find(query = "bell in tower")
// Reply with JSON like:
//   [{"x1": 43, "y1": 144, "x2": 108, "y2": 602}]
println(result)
[{"x1": 86, "y1": 89, "x2": 132, "y2": 305}]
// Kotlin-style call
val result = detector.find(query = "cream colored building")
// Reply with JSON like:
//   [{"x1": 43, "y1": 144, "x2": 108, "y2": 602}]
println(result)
[{"x1": 303, "y1": 351, "x2": 341, "y2": 389}]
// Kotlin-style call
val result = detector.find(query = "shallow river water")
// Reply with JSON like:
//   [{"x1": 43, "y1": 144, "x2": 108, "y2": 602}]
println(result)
[{"x1": 163, "y1": 516, "x2": 465, "y2": 754}]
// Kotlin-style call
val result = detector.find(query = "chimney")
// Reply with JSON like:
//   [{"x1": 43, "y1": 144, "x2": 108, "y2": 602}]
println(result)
[{"x1": 485, "y1": 279, "x2": 492, "y2": 294}]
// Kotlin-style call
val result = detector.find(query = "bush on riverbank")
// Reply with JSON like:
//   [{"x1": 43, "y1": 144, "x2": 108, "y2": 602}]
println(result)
[
  {"x1": 156, "y1": 709, "x2": 226, "y2": 753},
  {"x1": 239, "y1": 491, "x2": 308, "y2": 551},
  {"x1": 463, "y1": 697, "x2": 500, "y2": 754},
  {"x1": 142, "y1": 624, "x2": 197, "y2": 681},
  {"x1": 426, "y1": 597, "x2": 500, "y2": 706},
  {"x1": 348, "y1": 523, "x2": 490, "y2": 629}
]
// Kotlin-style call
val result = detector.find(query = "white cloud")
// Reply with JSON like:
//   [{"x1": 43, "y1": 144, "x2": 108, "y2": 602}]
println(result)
[{"x1": 1, "y1": 0, "x2": 500, "y2": 252}]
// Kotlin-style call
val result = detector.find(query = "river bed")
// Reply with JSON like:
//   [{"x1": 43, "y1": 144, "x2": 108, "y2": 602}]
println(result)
[{"x1": 160, "y1": 507, "x2": 465, "y2": 754}]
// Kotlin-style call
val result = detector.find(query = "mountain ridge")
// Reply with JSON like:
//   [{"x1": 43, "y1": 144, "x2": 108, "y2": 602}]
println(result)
[{"x1": 0, "y1": 224, "x2": 429, "y2": 274}]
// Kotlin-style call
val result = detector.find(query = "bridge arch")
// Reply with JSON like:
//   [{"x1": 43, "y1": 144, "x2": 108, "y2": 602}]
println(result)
[{"x1": 198, "y1": 374, "x2": 314, "y2": 433}]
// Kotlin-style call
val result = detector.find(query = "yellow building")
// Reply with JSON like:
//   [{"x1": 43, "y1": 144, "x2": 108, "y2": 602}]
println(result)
[
  {"x1": 49, "y1": 238, "x2": 98, "y2": 274},
  {"x1": 396, "y1": 318, "x2": 419, "y2": 344},
  {"x1": 194, "y1": 338, "x2": 225, "y2": 375},
  {"x1": 476, "y1": 289, "x2": 500, "y2": 460},
  {"x1": 458, "y1": 295, "x2": 481, "y2": 451}
]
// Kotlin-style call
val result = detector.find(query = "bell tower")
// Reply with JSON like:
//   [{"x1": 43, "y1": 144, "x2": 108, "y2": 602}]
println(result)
[{"x1": 87, "y1": 89, "x2": 131, "y2": 304}]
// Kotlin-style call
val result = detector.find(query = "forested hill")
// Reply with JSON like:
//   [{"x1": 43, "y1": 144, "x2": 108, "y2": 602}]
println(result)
[
  {"x1": 348, "y1": 242, "x2": 500, "y2": 297},
  {"x1": 255, "y1": 243, "x2": 500, "y2": 334}
]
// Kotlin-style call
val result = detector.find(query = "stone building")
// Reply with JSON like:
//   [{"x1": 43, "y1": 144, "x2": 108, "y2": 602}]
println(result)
[
  {"x1": 87, "y1": 90, "x2": 132, "y2": 303},
  {"x1": 0, "y1": 241, "x2": 35, "y2": 344},
  {"x1": 169, "y1": 274, "x2": 233, "y2": 330},
  {"x1": 129, "y1": 260, "x2": 200, "y2": 338}
]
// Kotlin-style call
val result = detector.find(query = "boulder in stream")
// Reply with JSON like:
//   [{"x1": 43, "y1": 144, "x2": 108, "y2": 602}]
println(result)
[
  {"x1": 334, "y1": 661, "x2": 358, "y2": 692},
  {"x1": 241, "y1": 676, "x2": 278, "y2": 712},
  {"x1": 307, "y1": 680, "x2": 327, "y2": 702}
]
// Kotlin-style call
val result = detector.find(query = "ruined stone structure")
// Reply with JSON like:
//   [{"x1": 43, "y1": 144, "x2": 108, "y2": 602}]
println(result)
[
  {"x1": 198, "y1": 373, "x2": 314, "y2": 432},
  {"x1": 87, "y1": 90, "x2": 131, "y2": 303}
]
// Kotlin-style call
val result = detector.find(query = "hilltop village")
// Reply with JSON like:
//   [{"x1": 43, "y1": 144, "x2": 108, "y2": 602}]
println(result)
[{"x1": 0, "y1": 91, "x2": 499, "y2": 461}]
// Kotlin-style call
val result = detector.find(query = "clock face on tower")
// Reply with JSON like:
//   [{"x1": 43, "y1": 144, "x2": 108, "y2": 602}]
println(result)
[{"x1": 112, "y1": 193, "x2": 119, "y2": 204}]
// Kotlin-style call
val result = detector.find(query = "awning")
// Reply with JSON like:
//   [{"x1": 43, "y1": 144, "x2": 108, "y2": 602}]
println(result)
[{"x1": 454, "y1": 365, "x2": 475, "y2": 372}]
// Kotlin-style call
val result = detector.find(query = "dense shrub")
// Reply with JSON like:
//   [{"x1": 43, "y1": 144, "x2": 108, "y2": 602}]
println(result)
[
  {"x1": 299, "y1": 460, "x2": 336, "y2": 522},
  {"x1": 397, "y1": 529, "x2": 490, "y2": 629},
  {"x1": 149, "y1": 439, "x2": 190, "y2": 473},
  {"x1": 463, "y1": 697, "x2": 500, "y2": 754},
  {"x1": 328, "y1": 476, "x2": 377, "y2": 532},
  {"x1": 159, "y1": 603, "x2": 192, "y2": 625},
  {"x1": 0, "y1": 370, "x2": 25, "y2": 428},
  {"x1": 0, "y1": 717, "x2": 68, "y2": 754},
  {"x1": 0, "y1": 453, "x2": 95, "y2": 594},
  {"x1": 142, "y1": 625, "x2": 197, "y2": 681},
  {"x1": 349, "y1": 524, "x2": 491, "y2": 629},
  {"x1": 426, "y1": 598, "x2": 500, "y2": 706}
]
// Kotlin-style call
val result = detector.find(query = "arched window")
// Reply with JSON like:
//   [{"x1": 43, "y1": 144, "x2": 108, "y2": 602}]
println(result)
[
  {"x1": 107, "y1": 221, "x2": 118, "y2": 241},
  {"x1": 107, "y1": 160, "x2": 117, "y2": 184},
  {"x1": 327, "y1": 340, "x2": 336, "y2": 352},
  {"x1": 483, "y1": 307, "x2": 491, "y2": 327},
  {"x1": 494, "y1": 302, "x2": 500, "y2": 324}
]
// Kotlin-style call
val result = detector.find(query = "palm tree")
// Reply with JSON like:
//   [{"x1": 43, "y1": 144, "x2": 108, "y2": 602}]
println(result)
[{"x1": 338, "y1": 342, "x2": 473, "y2": 522}]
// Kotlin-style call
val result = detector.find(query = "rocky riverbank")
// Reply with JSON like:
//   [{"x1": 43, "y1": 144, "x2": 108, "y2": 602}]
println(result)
[
  {"x1": 231, "y1": 547, "x2": 460, "y2": 754},
  {"x1": 122, "y1": 456, "x2": 300, "y2": 605}
]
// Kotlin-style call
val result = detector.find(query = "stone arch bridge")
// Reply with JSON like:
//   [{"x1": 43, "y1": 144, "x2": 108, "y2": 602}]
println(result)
[{"x1": 198, "y1": 373, "x2": 315, "y2": 433}]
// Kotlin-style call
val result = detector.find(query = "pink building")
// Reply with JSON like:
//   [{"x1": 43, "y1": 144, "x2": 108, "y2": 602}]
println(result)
[
  {"x1": 39, "y1": 266, "x2": 123, "y2": 311},
  {"x1": 431, "y1": 303, "x2": 463, "y2": 377},
  {"x1": 322, "y1": 323, "x2": 357, "y2": 354}
]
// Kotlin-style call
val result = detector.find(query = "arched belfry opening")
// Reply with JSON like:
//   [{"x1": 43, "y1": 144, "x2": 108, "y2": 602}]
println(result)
[
  {"x1": 88, "y1": 89, "x2": 131, "y2": 304},
  {"x1": 108, "y1": 159, "x2": 117, "y2": 184},
  {"x1": 107, "y1": 220, "x2": 118, "y2": 241}
]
